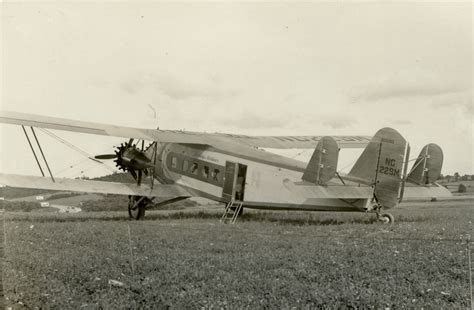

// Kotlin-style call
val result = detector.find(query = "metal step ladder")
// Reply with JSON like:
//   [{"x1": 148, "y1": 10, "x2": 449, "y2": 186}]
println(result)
[{"x1": 220, "y1": 199, "x2": 243, "y2": 224}]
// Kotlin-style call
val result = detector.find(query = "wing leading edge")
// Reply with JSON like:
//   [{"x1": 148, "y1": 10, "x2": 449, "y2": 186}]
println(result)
[{"x1": 0, "y1": 111, "x2": 371, "y2": 149}]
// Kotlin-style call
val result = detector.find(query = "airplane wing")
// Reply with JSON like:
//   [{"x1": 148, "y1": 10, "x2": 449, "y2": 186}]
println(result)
[
  {"x1": 0, "y1": 111, "x2": 370, "y2": 149},
  {"x1": 0, "y1": 173, "x2": 191, "y2": 198},
  {"x1": 225, "y1": 134, "x2": 371, "y2": 149}
]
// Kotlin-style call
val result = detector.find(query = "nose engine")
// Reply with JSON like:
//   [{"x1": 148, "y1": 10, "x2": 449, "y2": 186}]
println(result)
[
  {"x1": 95, "y1": 139, "x2": 153, "y2": 185},
  {"x1": 114, "y1": 142, "x2": 153, "y2": 172}
]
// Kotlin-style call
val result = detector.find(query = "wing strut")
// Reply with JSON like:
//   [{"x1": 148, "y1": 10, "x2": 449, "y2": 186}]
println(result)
[
  {"x1": 151, "y1": 142, "x2": 158, "y2": 189},
  {"x1": 22, "y1": 125, "x2": 45, "y2": 177},
  {"x1": 21, "y1": 125, "x2": 56, "y2": 182}
]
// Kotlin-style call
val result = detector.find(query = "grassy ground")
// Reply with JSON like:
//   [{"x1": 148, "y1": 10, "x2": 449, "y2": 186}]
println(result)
[{"x1": 3, "y1": 198, "x2": 473, "y2": 308}]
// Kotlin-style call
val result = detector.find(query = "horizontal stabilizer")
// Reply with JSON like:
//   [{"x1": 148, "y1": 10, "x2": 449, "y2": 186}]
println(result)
[
  {"x1": 406, "y1": 144, "x2": 443, "y2": 185},
  {"x1": 302, "y1": 136, "x2": 339, "y2": 185},
  {"x1": 403, "y1": 183, "x2": 451, "y2": 200},
  {"x1": 0, "y1": 173, "x2": 191, "y2": 198}
]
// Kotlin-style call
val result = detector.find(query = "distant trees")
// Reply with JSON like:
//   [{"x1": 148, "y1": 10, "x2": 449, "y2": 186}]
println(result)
[
  {"x1": 436, "y1": 173, "x2": 473, "y2": 183},
  {"x1": 460, "y1": 174, "x2": 470, "y2": 181},
  {"x1": 454, "y1": 172, "x2": 460, "y2": 182}
]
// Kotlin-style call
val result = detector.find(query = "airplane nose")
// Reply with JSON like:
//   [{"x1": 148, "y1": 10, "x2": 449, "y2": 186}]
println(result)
[
  {"x1": 127, "y1": 151, "x2": 153, "y2": 170},
  {"x1": 130, "y1": 157, "x2": 154, "y2": 170}
]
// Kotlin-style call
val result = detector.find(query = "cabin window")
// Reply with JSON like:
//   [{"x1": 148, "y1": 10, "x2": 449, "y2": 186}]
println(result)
[
  {"x1": 212, "y1": 168, "x2": 220, "y2": 181},
  {"x1": 203, "y1": 166, "x2": 209, "y2": 178},
  {"x1": 190, "y1": 163, "x2": 198, "y2": 175},
  {"x1": 171, "y1": 156, "x2": 178, "y2": 169},
  {"x1": 182, "y1": 160, "x2": 189, "y2": 171}
]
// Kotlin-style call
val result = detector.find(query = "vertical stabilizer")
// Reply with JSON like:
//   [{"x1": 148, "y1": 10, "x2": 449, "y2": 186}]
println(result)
[
  {"x1": 302, "y1": 136, "x2": 339, "y2": 185},
  {"x1": 349, "y1": 128, "x2": 408, "y2": 209},
  {"x1": 406, "y1": 144, "x2": 443, "y2": 185}
]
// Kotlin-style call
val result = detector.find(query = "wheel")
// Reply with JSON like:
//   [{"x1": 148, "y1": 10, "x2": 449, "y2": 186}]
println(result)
[
  {"x1": 379, "y1": 213, "x2": 395, "y2": 224},
  {"x1": 128, "y1": 196, "x2": 147, "y2": 220}
]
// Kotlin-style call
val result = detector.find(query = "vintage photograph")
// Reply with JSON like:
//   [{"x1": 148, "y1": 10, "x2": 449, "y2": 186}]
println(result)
[{"x1": 0, "y1": 1, "x2": 472, "y2": 308}]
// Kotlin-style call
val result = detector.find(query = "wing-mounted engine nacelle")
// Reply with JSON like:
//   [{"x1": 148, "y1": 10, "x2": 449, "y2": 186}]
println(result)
[
  {"x1": 302, "y1": 136, "x2": 339, "y2": 185},
  {"x1": 406, "y1": 143, "x2": 443, "y2": 185}
]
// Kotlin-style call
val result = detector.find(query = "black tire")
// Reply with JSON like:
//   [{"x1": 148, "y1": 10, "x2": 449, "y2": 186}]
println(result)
[
  {"x1": 379, "y1": 213, "x2": 395, "y2": 224},
  {"x1": 128, "y1": 196, "x2": 147, "y2": 220}
]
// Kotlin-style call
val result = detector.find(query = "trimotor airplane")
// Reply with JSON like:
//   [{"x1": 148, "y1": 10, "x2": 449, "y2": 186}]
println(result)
[{"x1": 0, "y1": 111, "x2": 450, "y2": 224}]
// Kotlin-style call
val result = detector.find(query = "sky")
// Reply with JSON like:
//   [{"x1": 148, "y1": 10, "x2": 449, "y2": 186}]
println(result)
[{"x1": 1, "y1": 1, "x2": 472, "y2": 178}]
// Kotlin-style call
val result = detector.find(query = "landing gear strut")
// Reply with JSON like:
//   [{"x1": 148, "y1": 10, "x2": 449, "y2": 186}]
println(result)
[{"x1": 128, "y1": 195, "x2": 151, "y2": 220}]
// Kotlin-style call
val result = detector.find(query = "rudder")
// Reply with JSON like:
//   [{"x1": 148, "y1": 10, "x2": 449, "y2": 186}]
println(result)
[
  {"x1": 302, "y1": 136, "x2": 339, "y2": 185},
  {"x1": 406, "y1": 143, "x2": 443, "y2": 185},
  {"x1": 349, "y1": 127, "x2": 409, "y2": 209}
]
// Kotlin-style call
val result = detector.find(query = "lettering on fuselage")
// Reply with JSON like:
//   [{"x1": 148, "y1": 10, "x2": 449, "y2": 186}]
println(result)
[
  {"x1": 221, "y1": 133, "x2": 255, "y2": 139},
  {"x1": 197, "y1": 155, "x2": 220, "y2": 164},
  {"x1": 378, "y1": 157, "x2": 400, "y2": 177},
  {"x1": 273, "y1": 136, "x2": 369, "y2": 143}
]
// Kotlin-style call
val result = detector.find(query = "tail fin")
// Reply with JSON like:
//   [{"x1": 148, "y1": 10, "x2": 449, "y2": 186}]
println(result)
[
  {"x1": 406, "y1": 143, "x2": 443, "y2": 185},
  {"x1": 349, "y1": 128, "x2": 409, "y2": 209},
  {"x1": 302, "y1": 136, "x2": 339, "y2": 185}
]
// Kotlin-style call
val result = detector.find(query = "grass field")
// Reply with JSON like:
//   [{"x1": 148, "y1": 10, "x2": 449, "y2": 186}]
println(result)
[{"x1": 3, "y1": 198, "x2": 473, "y2": 308}]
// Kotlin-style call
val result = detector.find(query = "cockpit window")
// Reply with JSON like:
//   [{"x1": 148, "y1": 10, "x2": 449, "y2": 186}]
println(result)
[
  {"x1": 203, "y1": 166, "x2": 209, "y2": 178},
  {"x1": 212, "y1": 168, "x2": 220, "y2": 181},
  {"x1": 190, "y1": 163, "x2": 198, "y2": 175}
]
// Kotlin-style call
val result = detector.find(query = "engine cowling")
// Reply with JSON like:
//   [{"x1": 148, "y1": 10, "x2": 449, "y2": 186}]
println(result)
[{"x1": 114, "y1": 142, "x2": 153, "y2": 172}]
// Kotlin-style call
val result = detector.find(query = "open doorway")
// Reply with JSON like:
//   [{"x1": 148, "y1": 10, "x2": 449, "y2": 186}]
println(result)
[
  {"x1": 222, "y1": 162, "x2": 247, "y2": 202},
  {"x1": 235, "y1": 164, "x2": 247, "y2": 201}
]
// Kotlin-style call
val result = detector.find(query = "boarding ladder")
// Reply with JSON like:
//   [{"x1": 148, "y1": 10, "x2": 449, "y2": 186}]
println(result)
[{"x1": 220, "y1": 199, "x2": 243, "y2": 224}]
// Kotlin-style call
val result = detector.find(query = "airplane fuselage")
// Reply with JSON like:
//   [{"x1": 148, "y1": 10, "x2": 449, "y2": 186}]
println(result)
[{"x1": 146, "y1": 142, "x2": 372, "y2": 212}]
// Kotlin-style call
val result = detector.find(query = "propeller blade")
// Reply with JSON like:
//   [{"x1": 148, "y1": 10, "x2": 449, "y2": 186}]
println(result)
[
  {"x1": 130, "y1": 169, "x2": 138, "y2": 181},
  {"x1": 94, "y1": 154, "x2": 117, "y2": 160},
  {"x1": 137, "y1": 170, "x2": 143, "y2": 186}
]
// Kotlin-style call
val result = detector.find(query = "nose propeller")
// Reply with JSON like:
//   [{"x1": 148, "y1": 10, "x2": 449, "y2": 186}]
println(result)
[
  {"x1": 94, "y1": 139, "x2": 153, "y2": 185},
  {"x1": 94, "y1": 154, "x2": 117, "y2": 160}
]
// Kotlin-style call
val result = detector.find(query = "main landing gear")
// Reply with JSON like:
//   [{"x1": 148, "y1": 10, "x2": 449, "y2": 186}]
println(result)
[
  {"x1": 128, "y1": 195, "x2": 152, "y2": 220},
  {"x1": 376, "y1": 212, "x2": 395, "y2": 224},
  {"x1": 365, "y1": 199, "x2": 395, "y2": 224}
]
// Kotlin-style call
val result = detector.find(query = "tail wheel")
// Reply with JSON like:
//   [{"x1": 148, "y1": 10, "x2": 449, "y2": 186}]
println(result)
[
  {"x1": 379, "y1": 213, "x2": 395, "y2": 224},
  {"x1": 128, "y1": 195, "x2": 147, "y2": 220}
]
